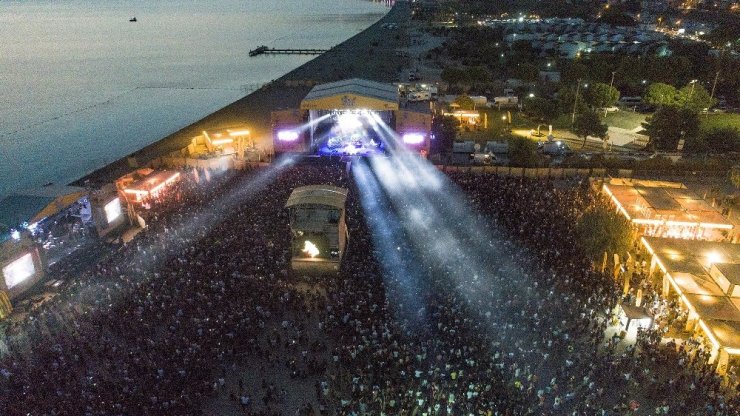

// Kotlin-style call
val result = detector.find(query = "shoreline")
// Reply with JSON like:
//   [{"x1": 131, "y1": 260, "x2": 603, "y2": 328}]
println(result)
[{"x1": 72, "y1": 1, "x2": 410, "y2": 188}]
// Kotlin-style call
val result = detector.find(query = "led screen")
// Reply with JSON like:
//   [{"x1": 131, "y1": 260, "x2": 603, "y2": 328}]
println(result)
[
  {"x1": 104, "y1": 198, "x2": 122, "y2": 224},
  {"x1": 3, "y1": 253, "x2": 35, "y2": 289}
]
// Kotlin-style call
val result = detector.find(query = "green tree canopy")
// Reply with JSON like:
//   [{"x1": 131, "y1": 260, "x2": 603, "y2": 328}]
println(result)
[
  {"x1": 732, "y1": 166, "x2": 740, "y2": 189},
  {"x1": 441, "y1": 67, "x2": 469, "y2": 85},
  {"x1": 677, "y1": 83, "x2": 716, "y2": 113},
  {"x1": 467, "y1": 65, "x2": 492, "y2": 83},
  {"x1": 431, "y1": 115, "x2": 459, "y2": 153},
  {"x1": 697, "y1": 127, "x2": 740, "y2": 153},
  {"x1": 596, "y1": 9, "x2": 636, "y2": 27},
  {"x1": 643, "y1": 82, "x2": 678, "y2": 107},
  {"x1": 584, "y1": 82, "x2": 620, "y2": 108},
  {"x1": 572, "y1": 110, "x2": 608, "y2": 148},
  {"x1": 557, "y1": 85, "x2": 587, "y2": 114},
  {"x1": 515, "y1": 62, "x2": 539, "y2": 82},
  {"x1": 524, "y1": 98, "x2": 561, "y2": 134},
  {"x1": 453, "y1": 95, "x2": 476, "y2": 110},
  {"x1": 575, "y1": 204, "x2": 632, "y2": 260},
  {"x1": 641, "y1": 106, "x2": 700, "y2": 151},
  {"x1": 508, "y1": 137, "x2": 540, "y2": 167}
]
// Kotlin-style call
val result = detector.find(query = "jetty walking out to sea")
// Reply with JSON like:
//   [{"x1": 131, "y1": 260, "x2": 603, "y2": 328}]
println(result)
[{"x1": 249, "y1": 45, "x2": 328, "y2": 57}]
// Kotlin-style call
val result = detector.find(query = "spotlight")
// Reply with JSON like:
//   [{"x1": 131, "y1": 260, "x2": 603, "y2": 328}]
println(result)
[{"x1": 337, "y1": 113, "x2": 363, "y2": 131}]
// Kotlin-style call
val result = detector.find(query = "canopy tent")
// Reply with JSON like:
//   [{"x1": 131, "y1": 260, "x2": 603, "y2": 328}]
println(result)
[
  {"x1": 300, "y1": 78, "x2": 399, "y2": 111},
  {"x1": 0, "y1": 185, "x2": 87, "y2": 230},
  {"x1": 285, "y1": 185, "x2": 348, "y2": 209}
]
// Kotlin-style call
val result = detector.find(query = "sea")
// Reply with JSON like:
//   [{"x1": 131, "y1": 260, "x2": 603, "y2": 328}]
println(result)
[{"x1": 0, "y1": 0, "x2": 389, "y2": 197}]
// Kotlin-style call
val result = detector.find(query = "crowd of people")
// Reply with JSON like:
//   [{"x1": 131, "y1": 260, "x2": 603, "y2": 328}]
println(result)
[{"x1": 0, "y1": 161, "x2": 737, "y2": 415}]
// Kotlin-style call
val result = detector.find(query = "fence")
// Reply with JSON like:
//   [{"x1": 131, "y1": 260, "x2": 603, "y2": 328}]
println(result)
[
  {"x1": 436, "y1": 165, "x2": 617, "y2": 179},
  {"x1": 156, "y1": 156, "x2": 268, "y2": 171}
]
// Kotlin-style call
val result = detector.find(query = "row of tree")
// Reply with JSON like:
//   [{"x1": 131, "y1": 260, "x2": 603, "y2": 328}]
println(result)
[
  {"x1": 643, "y1": 82, "x2": 716, "y2": 113},
  {"x1": 642, "y1": 107, "x2": 739, "y2": 152}
]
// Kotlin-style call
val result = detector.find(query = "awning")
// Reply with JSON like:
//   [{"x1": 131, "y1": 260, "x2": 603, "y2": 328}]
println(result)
[{"x1": 285, "y1": 185, "x2": 348, "y2": 209}]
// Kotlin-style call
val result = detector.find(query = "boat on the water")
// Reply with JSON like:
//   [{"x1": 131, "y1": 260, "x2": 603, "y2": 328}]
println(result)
[{"x1": 129, "y1": 17, "x2": 137, "y2": 22}]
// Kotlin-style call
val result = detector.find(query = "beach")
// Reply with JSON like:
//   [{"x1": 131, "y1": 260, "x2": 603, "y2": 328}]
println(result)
[{"x1": 73, "y1": 1, "x2": 410, "y2": 188}]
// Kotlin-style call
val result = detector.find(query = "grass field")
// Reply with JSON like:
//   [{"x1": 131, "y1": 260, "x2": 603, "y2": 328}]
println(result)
[{"x1": 700, "y1": 113, "x2": 740, "y2": 132}]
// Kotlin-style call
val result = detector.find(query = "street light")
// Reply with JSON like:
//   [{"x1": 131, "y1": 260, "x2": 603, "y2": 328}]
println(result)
[
  {"x1": 528, "y1": 93, "x2": 535, "y2": 98},
  {"x1": 689, "y1": 79, "x2": 698, "y2": 98}
]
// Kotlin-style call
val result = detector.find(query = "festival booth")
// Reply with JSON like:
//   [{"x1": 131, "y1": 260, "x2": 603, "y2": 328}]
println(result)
[
  {"x1": 285, "y1": 185, "x2": 348, "y2": 274},
  {"x1": 0, "y1": 238, "x2": 45, "y2": 300},
  {"x1": 603, "y1": 179, "x2": 734, "y2": 241},
  {"x1": 118, "y1": 169, "x2": 181, "y2": 204},
  {"x1": 273, "y1": 78, "x2": 432, "y2": 157},
  {"x1": 642, "y1": 236, "x2": 740, "y2": 374}
]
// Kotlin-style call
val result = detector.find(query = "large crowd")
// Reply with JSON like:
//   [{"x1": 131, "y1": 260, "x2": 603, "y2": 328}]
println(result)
[{"x1": 0, "y1": 161, "x2": 737, "y2": 415}]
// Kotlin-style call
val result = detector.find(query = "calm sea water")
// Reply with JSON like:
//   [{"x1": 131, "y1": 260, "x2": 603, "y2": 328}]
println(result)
[{"x1": 0, "y1": 0, "x2": 388, "y2": 197}]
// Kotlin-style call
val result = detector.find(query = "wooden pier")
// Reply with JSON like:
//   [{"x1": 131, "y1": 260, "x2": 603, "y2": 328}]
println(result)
[{"x1": 249, "y1": 46, "x2": 328, "y2": 57}]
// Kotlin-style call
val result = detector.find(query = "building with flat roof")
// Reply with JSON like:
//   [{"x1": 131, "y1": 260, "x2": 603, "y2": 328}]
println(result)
[
  {"x1": 603, "y1": 178, "x2": 734, "y2": 241},
  {"x1": 642, "y1": 236, "x2": 740, "y2": 374}
]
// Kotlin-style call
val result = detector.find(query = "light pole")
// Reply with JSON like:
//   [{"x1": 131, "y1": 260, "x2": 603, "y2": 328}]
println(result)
[
  {"x1": 605, "y1": 71, "x2": 616, "y2": 117},
  {"x1": 571, "y1": 79, "x2": 582, "y2": 125},
  {"x1": 710, "y1": 71, "x2": 720, "y2": 104},
  {"x1": 689, "y1": 79, "x2": 698, "y2": 98}
]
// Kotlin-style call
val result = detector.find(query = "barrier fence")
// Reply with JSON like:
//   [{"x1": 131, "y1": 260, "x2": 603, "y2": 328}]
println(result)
[{"x1": 436, "y1": 165, "x2": 615, "y2": 179}]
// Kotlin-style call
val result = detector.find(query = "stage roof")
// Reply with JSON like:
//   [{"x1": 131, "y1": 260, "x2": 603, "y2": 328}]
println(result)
[
  {"x1": 285, "y1": 185, "x2": 348, "y2": 209},
  {"x1": 603, "y1": 179, "x2": 732, "y2": 230},
  {"x1": 300, "y1": 78, "x2": 399, "y2": 111},
  {"x1": 0, "y1": 185, "x2": 87, "y2": 229},
  {"x1": 643, "y1": 236, "x2": 740, "y2": 354}
]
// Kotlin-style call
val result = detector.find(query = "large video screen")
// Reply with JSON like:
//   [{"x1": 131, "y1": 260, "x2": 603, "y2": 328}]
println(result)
[
  {"x1": 3, "y1": 253, "x2": 36, "y2": 289},
  {"x1": 104, "y1": 198, "x2": 122, "y2": 224}
]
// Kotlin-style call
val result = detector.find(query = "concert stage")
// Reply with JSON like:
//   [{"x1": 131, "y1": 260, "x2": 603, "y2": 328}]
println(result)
[{"x1": 272, "y1": 78, "x2": 432, "y2": 157}]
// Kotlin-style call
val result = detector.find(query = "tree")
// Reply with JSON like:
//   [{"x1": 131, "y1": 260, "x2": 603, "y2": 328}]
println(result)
[
  {"x1": 467, "y1": 65, "x2": 492, "y2": 83},
  {"x1": 523, "y1": 97, "x2": 561, "y2": 135},
  {"x1": 557, "y1": 85, "x2": 587, "y2": 114},
  {"x1": 508, "y1": 137, "x2": 539, "y2": 167},
  {"x1": 732, "y1": 166, "x2": 740, "y2": 189},
  {"x1": 572, "y1": 110, "x2": 608, "y2": 148},
  {"x1": 515, "y1": 62, "x2": 539, "y2": 82},
  {"x1": 641, "y1": 106, "x2": 700, "y2": 151},
  {"x1": 576, "y1": 205, "x2": 632, "y2": 260},
  {"x1": 643, "y1": 82, "x2": 678, "y2": 107},
  {"x1": 699, "y1": 127, "x2": 740, "y2": 153},
  {"x1": 677, "y1": 83, "x2": 716, "y2": 113},
  {"x1": 583, "y1": 82, "x2": 620, "y2": 109},
  {"x1": 431, "y1": 115, "x2": 459, "y2": 153},
  {"x1": 596, "y1": 10, "x2": 636, "y2": 27},
  {"x1": 441, "y1": 67, "x2": 469, "y2": 85},
  {"x1": 453, "y1": 95, "x2": 476, "y2": 110}
]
